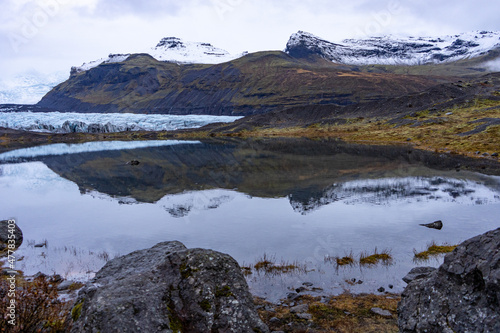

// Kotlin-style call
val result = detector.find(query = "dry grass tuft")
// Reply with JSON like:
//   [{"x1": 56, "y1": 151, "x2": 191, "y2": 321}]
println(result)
[{"x1": 414, "y1": 241, "x2": 457, "y2": 261}]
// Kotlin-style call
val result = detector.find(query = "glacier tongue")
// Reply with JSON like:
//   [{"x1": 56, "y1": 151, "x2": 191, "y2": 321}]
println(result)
[{"x1": 0, "y1": 111, "x2": 242, "y2": 133}]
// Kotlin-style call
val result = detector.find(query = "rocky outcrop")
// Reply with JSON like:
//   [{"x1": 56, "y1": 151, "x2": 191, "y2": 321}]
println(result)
[
  {"x1": 70, "y1": 241, "x2": 269, "y2": 333},
  {"x1": 0, "y1": 219, "x2": 23, "y2": 256},
  {"x1": 398, "y1": 228, "x2": 500, "y2": 333}
]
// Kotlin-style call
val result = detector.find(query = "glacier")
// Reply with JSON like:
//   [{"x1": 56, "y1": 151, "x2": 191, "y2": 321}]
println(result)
[
  {"x1": 0, "y1": 71, "x2": 69, "y2": 105},
  {"x1": 0, "y1": 111, "x2": 242, "y2": 133}
]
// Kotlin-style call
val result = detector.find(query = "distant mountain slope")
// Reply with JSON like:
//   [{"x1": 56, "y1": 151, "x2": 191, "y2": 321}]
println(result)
[
  {"x1": 37, "y1": 51, "x2": 439, "y2": 116},
  {"x1": 285, "y1": 30, "x2": 500, "y2": 65}
]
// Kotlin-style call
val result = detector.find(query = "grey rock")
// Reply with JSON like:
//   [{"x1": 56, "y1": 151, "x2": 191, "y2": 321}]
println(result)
[
  {"x1": 57, "y1": 280, "x2": 75, "y2": 291},
  {"x1": 377, "y1": 287, "x2": 385, "y2": 293},
  {"x1": 70, "y1": 241, "x2": 269, "y2": 333},
  {"x1": 302, "y1": 282, "x2": 314, "y2": 287},
  {"x1": 296, "y1": 313, "x2": 312, "y2": 320},
  {"x1": 269, "y1": 317, "x2": 280, "y2": 324},
  {"x1": 290, "y1": 304, "x2": 309, "y2": 313},
  {"x1": 492, "y1": 152, "x2": 499, "y2": 157},
  {"x1": 419, "y1": 220, "x2": 443, "y2": 230},
  {"x1": 287, "y1": 292, "x2": 299, "y2": 300},
  {"x1": 0, "y1": 219, "x2": 23, "y2": 256},
  {"x1": 371, "y1": 307, "x2": 392, "y2": 318},
  {"x1": 402, "y1": 266, "x2": 436, "y2": 284},
  {"x1": 398, "y1": 228, "x2": 500, "y2": 333}
]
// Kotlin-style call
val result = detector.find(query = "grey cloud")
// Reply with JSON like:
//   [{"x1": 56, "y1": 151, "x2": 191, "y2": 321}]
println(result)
[{"x1": 91, "y1": 0, "x2": 189, "y2": 17}]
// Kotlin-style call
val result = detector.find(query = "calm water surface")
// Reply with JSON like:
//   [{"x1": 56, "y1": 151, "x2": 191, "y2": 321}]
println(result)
[{"x1": 1, "y1": 138, "x2": 499, "y2": 301}]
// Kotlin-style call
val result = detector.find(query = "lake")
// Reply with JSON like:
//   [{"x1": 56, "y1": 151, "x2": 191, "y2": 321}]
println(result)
[{"x1": 1, "y1": 138, "x2": 499, "y2": 301}]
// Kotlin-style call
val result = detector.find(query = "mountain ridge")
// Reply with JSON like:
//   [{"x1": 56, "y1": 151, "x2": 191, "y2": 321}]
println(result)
[{"x1": 285, "y1": 30, "x2": 500, "y2": 65}]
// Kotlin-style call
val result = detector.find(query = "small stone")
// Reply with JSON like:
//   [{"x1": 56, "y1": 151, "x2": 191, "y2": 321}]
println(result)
[
  {"x1": 357, "y1": 280, "x2": 363, "y2": 285},
  {"x1": 34, "y1": 243, "x2": 45, "y2": 248},
  {"x1": 50, "y1": 274, "x2": 63, "y2": 283},
  {"x1": 406, "y1": 138, "x2": 412, "y2": 142},
  {"x1": 446, "y1": 112, "x2": 453, "y2": 116},
  {"x1": 482, "y1": 152, "x2": 490, "y2": 156},
  {"x1": 287, "y1": 292, "x2": 299, "y2": 300},
  {"x1": 370, "y1": 307, "x2": 392, "y2": 318},
  {"x1": 402, "y1": 266, "x2": 437, "y2": 283},
  {"x1": 57, "y1": 280, "x2": 74, "y2": 291},
  {"x1": 492, "y1": 152, "x2": 499, "y2": 157},
  {"x1": 296, "y1": 313, "x2": 312, "y2": 320},
  {"x1": 377, "y1": 287, "x2": 385, "y2": 293},
  {"x1": 388, "y1": 284, "x2": 394, "y2": 289},
  {"x1": 302, "y1": 282, "x2": 313, "y2": 287},
  {"x1": 127, "y1": 160, "x2": 140, "y2": 166},
  {"x1": 295, "y1": 286, "x2": 307, "y2": 293},
  {"x1": 475, "y1": 151, "x2": 481, "y2": 155},
  {"x1": 269, "y1": 317, "x2": 280, "y2": 324},
  {"x1": 290, "y1": 304, "x2": 309, "y2": 313}
]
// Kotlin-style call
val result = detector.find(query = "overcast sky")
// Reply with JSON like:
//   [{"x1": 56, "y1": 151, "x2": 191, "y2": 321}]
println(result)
[{"x1": 1, "y1": 0, "x2": 500, "y2": 81}]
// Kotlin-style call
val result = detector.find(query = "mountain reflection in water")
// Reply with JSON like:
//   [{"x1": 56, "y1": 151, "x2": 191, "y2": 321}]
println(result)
[{"x1": 0, "y1": 138, "x2": 499, "y2": 299}]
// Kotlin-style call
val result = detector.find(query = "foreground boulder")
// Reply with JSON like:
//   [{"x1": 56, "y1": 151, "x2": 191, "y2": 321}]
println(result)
[
  {"x1": 0, "y1": 219, "x2": 23, "y2": 256},
  {"x1": 398, "y1": 228, "x2": 500, "y2": 333},
  {"x1": 70, "y1": 241, "x2": 269, "y2": 333}
]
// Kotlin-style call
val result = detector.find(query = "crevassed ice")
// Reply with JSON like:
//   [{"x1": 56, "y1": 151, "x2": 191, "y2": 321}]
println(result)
[
  {"x1": 0, "y1": 111, "x2": 243, "y2": 133},
  {"x1": 0, "y1": 140, "x2": 200, "y2": 162}
]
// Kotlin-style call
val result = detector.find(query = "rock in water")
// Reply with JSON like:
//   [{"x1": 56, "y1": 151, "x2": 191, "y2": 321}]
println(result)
[
  {"x1": 398, "y1": 228, "x2": 500, "y2": 333},
  {"x1": 0, "y1": 219, "x2": 23, "y2": 256},
  {"x1": 419, "y1": 220, "x2": 443, "y2": 230},
  {"x1": 70, "y1": 241, "x2": 269, "y2": 333}
]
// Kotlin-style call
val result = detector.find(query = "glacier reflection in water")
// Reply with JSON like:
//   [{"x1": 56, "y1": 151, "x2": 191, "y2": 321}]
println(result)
[
  {"x1": 0, "y1": 139, "x2": 499, "y2": 300},
  {"x1": 0, "y1": 111, "x2": 243, "y2": 133},
  {"x1": 0, "y1": 140, "x2": 200, "y2": 162}
]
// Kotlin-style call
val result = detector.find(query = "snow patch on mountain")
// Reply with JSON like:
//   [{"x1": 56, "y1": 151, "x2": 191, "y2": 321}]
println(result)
[
  {"x1": 0, "y1": 111, "x2": 243, "y2": 133},
  {"x1": 285, "y1": 30, "x2": 500, "y2": 66},
  {"x1": 70, "y1": 54, "x2": 131, "y2": 75}
]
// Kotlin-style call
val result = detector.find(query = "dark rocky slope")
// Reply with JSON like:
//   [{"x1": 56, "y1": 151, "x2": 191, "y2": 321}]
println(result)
[{"x1": 37, "y1": 52, "x2": 440, "y2": 116}]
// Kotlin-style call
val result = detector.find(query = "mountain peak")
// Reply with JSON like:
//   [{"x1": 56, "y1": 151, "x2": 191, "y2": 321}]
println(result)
[
  {"x1": 285, "y1": 30, "x2": 500, "y2": 65},
  {"x1": 150, "y1": 37, "x2": 246, "y2": 64}
]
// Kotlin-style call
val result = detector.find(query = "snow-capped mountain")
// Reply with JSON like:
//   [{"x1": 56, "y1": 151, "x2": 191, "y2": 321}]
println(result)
[
  {"x1": 150, "y1": 37, "x2": 247, "y2": 64},
  {"x1": 71, "y1": 37, "x2": 247, "y2": 74},
  {"x1": 285, "y1": 30, "x2": 500, "y2": 65}
]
